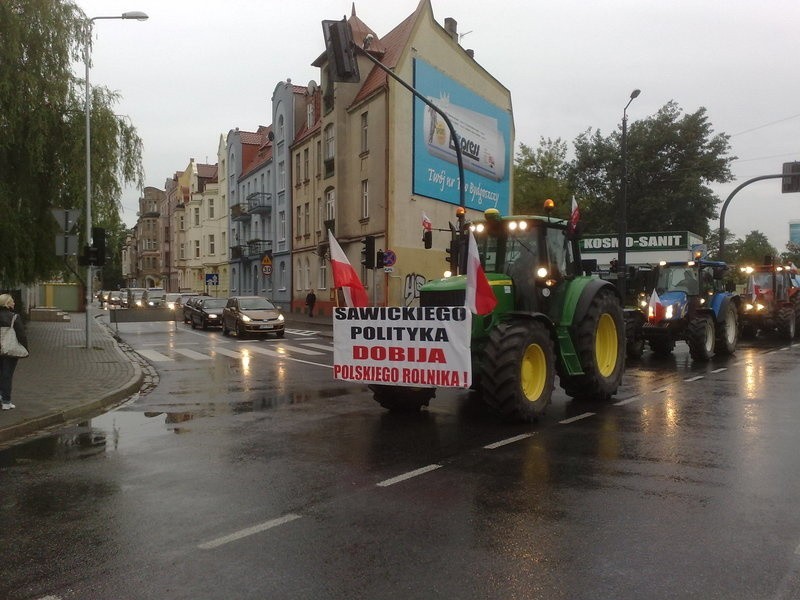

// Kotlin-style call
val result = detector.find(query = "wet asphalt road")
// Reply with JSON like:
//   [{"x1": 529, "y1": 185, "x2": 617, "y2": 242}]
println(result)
[{"x1": 2, "y1": 320, "x2": 800, "y2": 599}]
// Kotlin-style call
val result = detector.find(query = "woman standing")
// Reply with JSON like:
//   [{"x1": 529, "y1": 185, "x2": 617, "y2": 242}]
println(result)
[{"x1": 0, "y1": 293, "x2": 28, "y2": 410}]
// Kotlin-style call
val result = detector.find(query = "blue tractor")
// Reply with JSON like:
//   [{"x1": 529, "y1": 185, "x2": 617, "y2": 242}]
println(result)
[{"x1": 641, "y1": 259, "x2": 740, "y2": 361}]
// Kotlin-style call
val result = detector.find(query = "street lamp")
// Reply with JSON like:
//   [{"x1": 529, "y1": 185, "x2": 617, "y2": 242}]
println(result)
[
  {"x1": 617, "y1": 88, "x2": 641, "y2": 302},
  {"x1": 84, "y1": 11, "x2": 148, "y2": 348}
]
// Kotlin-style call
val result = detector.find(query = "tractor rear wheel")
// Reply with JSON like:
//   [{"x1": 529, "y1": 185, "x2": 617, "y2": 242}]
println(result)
[
  {"x1": 560, "y1": 290, "x2": 625, "y2": 401},
  {"x1": 777, "y1": 306, "x2": 796, "y2": 341},
  {"x1": 369, "y1": 385, "x2": 435, "y2": 413},
  {"x1": 715, "y1": 303, "x2": 738, "y2": 355},
  {"x1": 481, "y1": 319, "x2": 555, "y2": 422},
  {"x1": 687, "y1": 315, "x2": 715, "y2": 361}
]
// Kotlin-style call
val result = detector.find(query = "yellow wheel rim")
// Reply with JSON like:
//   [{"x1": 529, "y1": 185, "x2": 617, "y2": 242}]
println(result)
[
  {"x1": 595, "y1": 313, "x2": 618, "y2": 378},
  {"x1": 520, "y1": 343, "x2": 547, "y2": 402}
]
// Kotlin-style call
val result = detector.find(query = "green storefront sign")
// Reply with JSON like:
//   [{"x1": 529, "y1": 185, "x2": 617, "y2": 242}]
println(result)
[{"x1": 580, "y1": 231, "x2": 702, "y2": 253}]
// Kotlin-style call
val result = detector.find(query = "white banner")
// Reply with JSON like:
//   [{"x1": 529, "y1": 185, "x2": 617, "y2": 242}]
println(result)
[{"x1": 333, "y1": 306, "x2": 473, "y2": 388}]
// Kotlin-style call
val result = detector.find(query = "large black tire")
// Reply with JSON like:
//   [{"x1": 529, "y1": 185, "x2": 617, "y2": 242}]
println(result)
[
  {"x1": 649, "y1": 337, "x2": 675, "y2": 356},
  {"x1": 715, "y1": 303, "x2": 738, "y2": 355},
  {"x1": 625, "y1": 314, "x2": 645, "y2": 360},
  {"x1": 777, "y1": 306, "x2": 796, "y2": 341},
  {"x1": 481, "y1": 319, "x2": 555, "y2": 422},
  {"x1": 687, "y1": 315, "x2": 715, "y2": 361},
  {"x1": 560, "y1": 290, "x2": 625, "y2": 401},
  {"x1": 369, "y1": 384, "x2": 435, "y2": 413}
]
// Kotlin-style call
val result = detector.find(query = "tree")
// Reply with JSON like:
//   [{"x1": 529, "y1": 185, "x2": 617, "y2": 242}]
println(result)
[
  {"x1": 726, "y1": 231, "x2": 777, "y2": 266},
  {"x1": 780, "y1": 242, "x2": 800, "y2": 266},
  {"x1": 569, "y1": 101, "x2": 735, "y2": 237},
  {"x1": 513, "y1": 138, "x2": 572, "y2": 218},
  {"x1": 0, "y1": 0, "x2": 143, "y2": 287}
]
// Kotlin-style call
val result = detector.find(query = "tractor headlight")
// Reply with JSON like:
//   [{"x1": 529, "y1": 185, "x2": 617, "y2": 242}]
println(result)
[
  {"x1": 537, "y1": 267, "x2": 548, "y2": 278},
  {"x1": 665, "y1": 305, "x2": 674, "y2": 319},
  {"x1": 744, "y1": 303, "x2": 754, "y2": 311},
  {"x1": 756, "y1": 303, "x2": 765, "y2": 311}
]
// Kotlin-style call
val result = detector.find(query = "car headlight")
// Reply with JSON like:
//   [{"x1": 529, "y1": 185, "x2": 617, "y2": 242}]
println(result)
[
  {"x1": 241, "y1": 314, "x2": 251, "y2": 322},
  {"x1": 208, "y1": 313, "x2": 218, "y2": 319},
  {"x1": 167, "y1": 303, "x2": 175, "y2": 310},
  {"x1": 277, "y1": 314, "x2": 284, "y2": 322}
]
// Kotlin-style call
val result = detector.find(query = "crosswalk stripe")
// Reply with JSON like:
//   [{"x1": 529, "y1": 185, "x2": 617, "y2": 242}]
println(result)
[
  {"x1": 210, "y1": 347, "x2": 242, "y2": 358},
  {"x1": 275, "y1": 344, "x2": 323, "y2": 356},
  {"x1": 174, "y1": 348, "x2": 212, "y2": 360},
  {"x1": 301, "y1": 343, "x2": 334, "y2": 352},
  {"x1": 138, "y1": 349, "x2": 174, "y2": 362},
  {"x1": 242, "y1": 345, "x2": 283, "y2": 358}
]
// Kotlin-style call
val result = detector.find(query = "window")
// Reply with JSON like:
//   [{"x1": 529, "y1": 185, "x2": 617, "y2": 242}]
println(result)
[
  {"x1": 304, "y1": 202, "x2": 310, "y2": 235},
  {"x1": 279, "y1": 262, "x2": 286, "y2": 290},
  {"x1": 317, "y1": 198, "x2": 323, "y2": 232},
  {"x1": 304, "y1": 258, "x2": 311, "y2": 290},
  {"x1": 316, "y1": 141, "x2": 322, "y2": 176},
  {"x1": 279, "y1": 211, "x2": 286, "y2": 241},
  {"x1": 360, "y1": 112, "x2": 368, "y2": 153},
  {"x1": 319, "y1": 258, "x2": 327, "y2": 290},
  {"x1": 296, "y1": 206, "x2": 302, "y2": 234},
  {"x1": 324, "y1": 124, "x2": 335, "y2": 160},
  {"x1": 179, "y1": 215, "x2": 185, "y2": 231},
  {"x1": 221, "y1": 232, "x2": 226, "y2": 254},
  {"x1": 361, "y1": 180, "x2": 369, "y2": 219},
  {"x1": 303, "y1": 149, "x2": 309, "y2": 181},
  {"x1": 179, "y1": 243, "x2": 185, "y2": 259},
  {"x1": 307, "y1": 103, "x2": 314, "y2": 129},
  {"x1": 194, "y1": 240, "x2": 200, "y2": 258},
  {"x1": 208, "y1": 199, "x2": 214, "y2": 219},
  {"x1": 295, "y1": 262, "x2": 302, "y2": 291},
  {"x1": 295, "y1": 153, "x2": 301, "y2": 185},
  {"x1": 278, "y1": 115, "x2": 284, "y2": 139},
  {"x1": 325, "y1": 189, "x2": 335, "y2": 221},
  {"x1": 209, "y1": 234, "x2": 215, "y2": 255},
  {"x1": 278, "y1": 161, "x2": 285, "y2": 190},
  {"x1": 193, "y1": 207, "x2": 200, "y2": 227}
]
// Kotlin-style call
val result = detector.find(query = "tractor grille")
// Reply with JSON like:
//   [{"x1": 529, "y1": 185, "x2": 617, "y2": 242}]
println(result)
[{"x1": 420, "y1": 288, "x2": 465, "y2": 307}]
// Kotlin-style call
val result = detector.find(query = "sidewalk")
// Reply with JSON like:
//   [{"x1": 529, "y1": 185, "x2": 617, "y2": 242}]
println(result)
[{"x1": 0, "y1": 308, "x2": 333, "y2": 448}]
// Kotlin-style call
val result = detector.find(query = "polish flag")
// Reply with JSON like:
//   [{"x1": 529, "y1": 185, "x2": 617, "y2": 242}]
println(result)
[
  {"x1": 567, "y1": 196, "x2": 580, "y2": 234},
  {"x1": 465, "y1": 231, "x2": 497, "y2": 315},
  {"x1": 422, "y1": 212, "x2": 433, "y2": 232},
  {"x1": 328, "y1": 230, "x2": 369, "y2": 307},
  {"x1": 647, "y1": 289, "x2": 665, "y2": 323}
]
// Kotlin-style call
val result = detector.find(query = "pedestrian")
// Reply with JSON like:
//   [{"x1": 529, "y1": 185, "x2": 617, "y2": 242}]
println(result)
[
  {"x1": 0, "y1": 293, "x2": 28, "y2": 411},
  {"x1": 305, "y1": 289, "x2": 317, "y2": 317}
]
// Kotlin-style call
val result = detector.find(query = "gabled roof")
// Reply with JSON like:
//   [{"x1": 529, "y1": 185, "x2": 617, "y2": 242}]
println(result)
[
  {"x1": 292, "y1": 88, "x2": 323, "y2": 148},
  {"x1": 240, "y1": 125, "x2": 273, "y2": 180},
  {"x1": 197, "y1": 163, "x2": 218, "y2": 181}
]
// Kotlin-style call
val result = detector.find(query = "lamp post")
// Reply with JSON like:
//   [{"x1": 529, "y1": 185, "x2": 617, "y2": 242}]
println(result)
[
  {"x1": 617, "y1": 88, "x2": 641, "y2": 302},
  {"x1": 84, "y1": 11, "x2": 148, "y2": 349}
]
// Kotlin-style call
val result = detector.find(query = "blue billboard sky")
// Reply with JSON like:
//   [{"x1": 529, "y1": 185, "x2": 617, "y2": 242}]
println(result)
[{"x1": 412, "y1": 59, "x2": 512, "y2": 214}]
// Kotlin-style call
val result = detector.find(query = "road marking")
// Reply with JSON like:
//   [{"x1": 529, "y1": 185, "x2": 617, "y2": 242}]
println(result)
[
  {"x1": 710, "y1": 367, "x2": 727, "y2": 374},
  {"x1": 275, "y1": 344, "x2": 324, "y2": 356},
  {"x1": 484, "y1": 433, "x2": 533, "y2": 449},
  {"x1": 559, "y1": 412, "x2": 595, "y2": 424},
  {"x1": 653, "y1": 386, "x2": 669, "y2": 393},
  {"x1": 210, "y1": 347, "x2": 241, "y2": 358},
  {"x1": 174, "y1": 348, "x2": 212, "y2": 360},
  {"x1": 285, "y1": 329, "x2": 320, "y2": 336},
  {"x1": 198, "y1": 513, "x2": 301, "y2": 550},
  {"x1": 376, "y1": 464, "x2": 442, "y2": 487},
  {"x1": 243, "y1": 345, "x2": 332, "y2": 368},
  {"x1": 301, "y1": 343, "x2": 334, "y2": 352},
  {"x1": 684, "y1": 376, "x2": 704, "y2": 382},
  {"x1": 614, "y1": 396, "x2": 641, "y2": 406},
  {"x1": 137, "y1": 349, "x2": 174, "y2": 362}
]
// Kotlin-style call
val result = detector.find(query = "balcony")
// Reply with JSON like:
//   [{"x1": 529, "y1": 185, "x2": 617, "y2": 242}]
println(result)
[
  {"x1": 246, "y1": 192, "x2": 272, "y2": 215},
  {"x1": 231, "y1": 203, "x2": 250, "y2": 221},
  {"x1": 244, "y1": 239, "x2": 272, "y2": 259}
]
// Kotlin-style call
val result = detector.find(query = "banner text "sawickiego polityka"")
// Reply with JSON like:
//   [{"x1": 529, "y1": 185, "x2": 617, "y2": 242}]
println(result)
[{"x1": 332, "y1": 306, "x2": 473, "y2": 388}]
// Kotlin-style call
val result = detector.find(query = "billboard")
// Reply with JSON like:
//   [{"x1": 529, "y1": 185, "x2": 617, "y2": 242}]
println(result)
[{"x1": 413, "y1": 59, "x2": 511, "y2": 214}]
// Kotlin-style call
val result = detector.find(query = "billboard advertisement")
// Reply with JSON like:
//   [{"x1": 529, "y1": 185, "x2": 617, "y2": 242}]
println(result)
[{"x1": 413, "y1": 59, "x2": 511, "y2": 214}]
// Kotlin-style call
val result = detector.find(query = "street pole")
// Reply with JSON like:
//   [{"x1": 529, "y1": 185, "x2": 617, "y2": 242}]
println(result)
[
  {"x1": 84, "y1": 11, "x2": 148, "y2": 349},
  {"x1": 617, "y1": 88, "x2": 641, "y2": 303}
]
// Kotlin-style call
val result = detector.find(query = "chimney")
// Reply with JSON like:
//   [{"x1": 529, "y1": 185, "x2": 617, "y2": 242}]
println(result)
[
  {"x1": 444, "y1": 17, "x2": 458, "y2": 42},
  {"x1": 466, "y1": 49, "x2": 474, "y2": 59}
]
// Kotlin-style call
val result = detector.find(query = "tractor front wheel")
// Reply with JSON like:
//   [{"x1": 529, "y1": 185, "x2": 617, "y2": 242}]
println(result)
[
  {"x1": 687, "y1": 315, "x2": 715, "y2": 361},
  {"x1": 715, "y1": 303, "x2": 738, "y2": 355},
  {"x1": 481, "y1": 319, "x2": 555, "y2": 422},
  {"x1": 777, "y1": 306, "x2": 796, "y2": 341},
  {"x1": 560, "y1": 290, "x2": 625, "y2": 401}
]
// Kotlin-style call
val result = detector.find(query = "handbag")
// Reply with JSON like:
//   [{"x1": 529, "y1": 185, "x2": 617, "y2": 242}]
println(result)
[{"x1": 0, "y1": 314, "x2": 29, "y2": 358}]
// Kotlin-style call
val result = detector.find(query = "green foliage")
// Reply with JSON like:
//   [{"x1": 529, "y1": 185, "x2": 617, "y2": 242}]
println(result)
[
  {"x1": 0, "y1": 0, "x2": 143, "y2": 286},
  {"x1": 726, "y1": 230, "x2": 777, "y2": 266},
  {"x1": 569, "y1": 101, "x2": 734, "y2": 237},
  {"x1": 781, "y1": 242, "x2": 800, "y2": 266},
  {"x1": 513, "y1": 137, "x2": 573, "y2": 219}
]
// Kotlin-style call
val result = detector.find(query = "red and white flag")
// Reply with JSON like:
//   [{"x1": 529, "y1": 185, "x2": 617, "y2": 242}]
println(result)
[
  {"x1": 465, "y1": 231, "x2": 497, "y2": 315},
  {"x1": 328, "y1": 230, "x2": 369, "y2": 308},
  {"x1": 647, "y1": 289, "x2": 665, "y2": 323},
  {"x1": 567, "y1": 196, "x2": 580, "y2": 234},
  {"x1": 422, "y1": 211, "x2": 433, "y2": 232}
]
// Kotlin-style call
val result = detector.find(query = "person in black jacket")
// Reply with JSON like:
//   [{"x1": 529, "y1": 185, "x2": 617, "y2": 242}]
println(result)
[
  {"x1": 305, "y1": 290, "x2": 317, "y2": 317},
  {"x1": 0, "y1": 293, "x2": 28, "y2": 410}
]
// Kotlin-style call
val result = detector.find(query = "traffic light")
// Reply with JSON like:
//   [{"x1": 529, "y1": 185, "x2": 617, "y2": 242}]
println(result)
[
  {"x1": 376, "y1": 249, "x2": 385, "y2": 268},
  {"x1": 321, "y1": 19, "x2": 361, "y2": 83},
  {"x1": 445, "y1": 238, "x2": 459, "y2": 272},
  {"x1": 361, "y1": 235, "x2": 375, "y2": 268},
  {"x1": 92, "y1": 226, "x2": 106, "y2": 266},
  {"x1": 423, "y1": 230, "x2": 432, "y2": 249}
]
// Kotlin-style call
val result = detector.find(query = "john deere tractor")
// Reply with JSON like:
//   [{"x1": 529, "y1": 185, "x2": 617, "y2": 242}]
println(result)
[
  {"x1": 370, "y1": 204, "x2": 626, "y2": 422},
  {"x1": 739, "y1": 259, "x2": 800, "y2": 340}
]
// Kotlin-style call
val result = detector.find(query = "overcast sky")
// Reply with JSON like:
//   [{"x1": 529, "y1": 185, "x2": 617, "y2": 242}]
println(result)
[{"x1": 74, "y1": 0, "x2": 800, "y2": 251}]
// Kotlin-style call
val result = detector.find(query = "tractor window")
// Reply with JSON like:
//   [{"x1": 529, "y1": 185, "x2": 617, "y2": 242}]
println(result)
[
  {"x1": 657, "y1": 266, "x2": 698, "y2": 294},
  {"x1": 545, "y1": 229, "x2": 572, "y2": 279},
  {"x1": 746, "y1": 273, "x2": 772, "y2": 295}
]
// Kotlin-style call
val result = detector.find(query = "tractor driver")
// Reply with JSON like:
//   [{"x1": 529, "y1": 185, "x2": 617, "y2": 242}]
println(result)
[{"x1": 677, "y1": 269, "x2": 698, "y2": 294}]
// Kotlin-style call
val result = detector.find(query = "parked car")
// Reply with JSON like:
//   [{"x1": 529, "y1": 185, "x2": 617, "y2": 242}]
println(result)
[
  {"x1": 190, "y1": 297, "x2": 228, "y2": 330},
  {"x1": 222, "y1": 296, "x2": 285, "y2": 338},
  {"x1": 182, "y1": 295, "x2": 206, "y2": 324},
  {"x1": 143, "y1": 287, "x2": 166, "y2": 308}
]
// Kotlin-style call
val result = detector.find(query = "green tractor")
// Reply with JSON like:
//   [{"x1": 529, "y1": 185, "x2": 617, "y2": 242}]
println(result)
[{"x1": 370, "y1": 205, "x2": 626, "y2": 422}]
